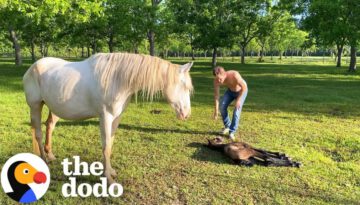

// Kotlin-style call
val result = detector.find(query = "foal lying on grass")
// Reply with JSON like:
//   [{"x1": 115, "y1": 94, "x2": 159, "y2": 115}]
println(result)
[{"x1": 206, "y1": 137, "x2": 301, "y2": 168}]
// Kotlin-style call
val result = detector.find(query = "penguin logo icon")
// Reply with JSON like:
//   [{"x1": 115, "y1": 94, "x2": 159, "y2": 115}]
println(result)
[{"x1": 1, "y1": 153, "x2": 50, "y2": 203}]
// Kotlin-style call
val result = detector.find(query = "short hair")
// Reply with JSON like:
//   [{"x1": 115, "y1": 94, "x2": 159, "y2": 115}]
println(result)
[{"x1": 213, "y1": 66, "x2": 225, "y2": 76}]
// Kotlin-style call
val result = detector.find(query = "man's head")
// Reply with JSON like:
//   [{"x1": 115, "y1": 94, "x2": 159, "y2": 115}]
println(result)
[{"x1": 213, "y1": 66, "x2": 226, "y2": 83}]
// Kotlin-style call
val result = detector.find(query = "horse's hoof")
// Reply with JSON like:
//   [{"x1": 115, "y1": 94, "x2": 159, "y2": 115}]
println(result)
[
  {"x1": 109, "y1": 168, "x2": 117, "y2": 177},
  {"x1": 107, "y1": 176, "x2": 115, "y2": 185},
  {"x1": 42, "y1": 157, "x2": 49, "y2": 164},
  {"x1": 295, "y1": 162, "x2": 302, "y2": 168},
  {"x1": 105, "y1": 171, "x2": 116, "y2": 184},
  {"x1": 46, "y1": 152, "x2": 56, "y2": 161}
]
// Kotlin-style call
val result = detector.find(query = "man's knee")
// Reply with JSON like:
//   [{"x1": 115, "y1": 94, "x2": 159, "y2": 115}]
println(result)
[{"x1": 220, "y1": 103, "x2": 228, "y2": 113}]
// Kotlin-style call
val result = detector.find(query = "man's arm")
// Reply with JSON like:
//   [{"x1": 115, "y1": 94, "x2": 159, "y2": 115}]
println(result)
[
  {"x1": 214, "y1": 79, "x2": 220, "y2": 119},
  {"x1": 235, "y1": 74, "x2": 247, "y2": 109}
]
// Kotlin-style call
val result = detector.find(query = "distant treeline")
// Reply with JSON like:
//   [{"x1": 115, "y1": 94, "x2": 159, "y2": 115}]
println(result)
[{"x1": 0, "y1": 0, "x2": 359, "y2": 71}]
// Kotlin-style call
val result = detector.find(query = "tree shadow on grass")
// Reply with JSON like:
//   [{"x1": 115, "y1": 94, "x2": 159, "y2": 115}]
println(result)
[
  {"x1": 119, "y1": 124, "x2": 219, "y2": 136},
  {"x1": 55, "y1": 121, "x2": 219, "y2": 136}
]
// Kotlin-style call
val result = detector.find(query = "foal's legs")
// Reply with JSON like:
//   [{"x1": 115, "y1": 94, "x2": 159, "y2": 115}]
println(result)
[
  {"x1": 100, "y1": 112, "x2": 115, "y2": 184},
  {"x1": 30, "y1": 102, "x2": 47, "y2": 162},
  {"x1": 45, "y1": 112, "x2": 59, "y2": 161}
]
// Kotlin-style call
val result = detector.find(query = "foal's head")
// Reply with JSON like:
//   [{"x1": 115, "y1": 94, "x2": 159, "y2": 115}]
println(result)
[
  {"x1": 164, "y1": 62, "x2": 193, "y2": 120},
  {"x1": 207, "y1": 136, "x2": 225, "y2": 146}
]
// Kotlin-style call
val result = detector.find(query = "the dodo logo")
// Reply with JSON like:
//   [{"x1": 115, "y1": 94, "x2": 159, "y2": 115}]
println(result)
[{"x1": 1, "y1": 153, "x2": 50, "y2": 203}]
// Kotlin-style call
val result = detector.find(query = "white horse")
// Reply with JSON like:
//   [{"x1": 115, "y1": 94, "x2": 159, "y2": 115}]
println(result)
[{"x1": 23, "y1": 53, "x2": 193, "y2": 183}]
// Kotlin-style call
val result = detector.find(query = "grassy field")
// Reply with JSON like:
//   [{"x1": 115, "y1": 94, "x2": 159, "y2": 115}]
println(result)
[{"x1": 0, "y1": 57, "x2": 360, "y2": 204}]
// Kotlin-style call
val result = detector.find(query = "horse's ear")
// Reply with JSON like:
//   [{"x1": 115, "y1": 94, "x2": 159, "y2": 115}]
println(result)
[{"x1": 179, "y1": 62, "x2": 193, "y2": 73}]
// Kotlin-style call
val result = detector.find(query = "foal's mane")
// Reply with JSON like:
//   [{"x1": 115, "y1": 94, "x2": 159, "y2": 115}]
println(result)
[{"x1": 90, "y1": 53, "x2": 180, "y2": 101}]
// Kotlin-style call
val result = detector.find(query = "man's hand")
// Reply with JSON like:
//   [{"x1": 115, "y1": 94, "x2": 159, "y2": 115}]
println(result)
[
  {"x1": 235, "y1": 100, "x2": 242, "y2": 110},
  {"x1": 213, "y1": 111, "x2": 219, "y2": 120}
]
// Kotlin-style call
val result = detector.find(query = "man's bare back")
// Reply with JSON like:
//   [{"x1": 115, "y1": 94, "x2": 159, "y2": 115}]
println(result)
[
  {"x1": 215, "y1": 70, "x2": 246, "y2": 92},
  {"x1": 213, "y1": 67, "x2": 248, "y2": 117}
]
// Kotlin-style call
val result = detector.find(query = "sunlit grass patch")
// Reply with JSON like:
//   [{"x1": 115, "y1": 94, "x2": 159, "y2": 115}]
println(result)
[{"x1": 0, "y1": 58, "x2": 359, "y2": 204}]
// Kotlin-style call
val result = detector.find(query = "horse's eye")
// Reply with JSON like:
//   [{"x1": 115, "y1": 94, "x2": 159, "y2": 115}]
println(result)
[{"x1": 23, "y1": 169, "x2": 29, "y2": 174}]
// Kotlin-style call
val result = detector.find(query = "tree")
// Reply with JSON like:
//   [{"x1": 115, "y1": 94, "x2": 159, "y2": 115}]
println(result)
[
  {"x1": 303, "y1": 0, "x2": 346, "y2": 67},
  {"x1": 191, "y1": 0, "x2": 236, "y2": 68},
  {"x1": 0, "y1": 2, "x2": 26, "y2": 65},
  {"x1": 145, "y1": 0, "x2": 162, "y2": 56},
  {"x1": 232, "y1": 0, "x2": 269, "y2": 64},
  {"x1": 268, "y1": 12, "x2": 301, "y2": 60},
  {"x1": 121, "y1": 1, "x2": 148, "y2": 54},
  {"x1": 345, "y1": 0, "x2": 360, "y2": 72},
  {"x1": 301, "y1": 0, "x2": 360, "y2": 70},
  {"x1": 256, "y1": 3, "x2": 281, "y2": 62},
  {"x1": 168, "y1": 0, "x2": 198, "y2": 60},
  {"x1": 0, "y1": 0, "x2": 104, "y2": 65}
]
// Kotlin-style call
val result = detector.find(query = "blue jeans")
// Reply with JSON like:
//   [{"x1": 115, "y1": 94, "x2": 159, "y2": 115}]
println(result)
[{"x1": 220, "y1": 88, "x2": 248, "y2": 134}]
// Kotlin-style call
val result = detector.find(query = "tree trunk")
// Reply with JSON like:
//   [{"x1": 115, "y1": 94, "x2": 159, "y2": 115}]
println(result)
[
  {"x1": 40, "y1": 41, "x2": 45, "y2": 58},
  {"x1": 349, "y1": 45, "x2": 357, "y2": 72},
  {"x1": 147, "y1": 30, "x2": 155, "y2": 56},
  {"x1": 212, "y1": 47, "x2": 217, "y2": 68},
  {"x1": 30, "y1": 39, "x2": 36, "y2": 62},
  {"x1": 240, "y1": 46, "x2": 246, "y2": 64},
  {"x1": 108, "y1": 30, "x2": 114, "y2": 53},
  {"x1": 191, "y1": 48, "x2": 195, "y2": 60},
  {"x1": 258, "y1": 46, "x2": 264, "y2": 62},
  {"x1": 87, "y1": 46, "x2": 90, "y2": 57},
  {"x1": 9, "y1": 28, "x2": 22, "y2": 66},
  {"x1": 190, "y1": 34, "x2": 195, "y2": 60},
  {"x1": 279, "y1": 51, "x2": 283, "y2": 60},
  {"x1": 92, "y1": 40, "x2": 97, "y2": 54},
  {"x1": 164, "y1": 49, "x2": 168, "y2": 59},
  {"x1": 44, "y1": 44, "x2": 48, "y2": 57},
  {"x1": 336, "y1": 44, "x2": 343, "y2": 67},
  {"x1": 81, "y1": 46, "x2": 85, "y2": 58}
]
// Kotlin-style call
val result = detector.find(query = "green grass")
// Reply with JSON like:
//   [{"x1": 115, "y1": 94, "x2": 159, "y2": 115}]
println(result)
[{"x1": 0, "y1": 57, "x2": 360, "y2": 204}]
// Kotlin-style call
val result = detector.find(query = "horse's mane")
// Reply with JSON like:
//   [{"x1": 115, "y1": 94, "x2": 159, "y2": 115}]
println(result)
[{"x1": 90, "y1": 53, "x2": 180, "y2": 101}]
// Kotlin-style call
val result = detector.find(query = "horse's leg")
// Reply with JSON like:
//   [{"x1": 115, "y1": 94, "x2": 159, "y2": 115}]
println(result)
[
  {"x1": 109, "y1": 116, "x2": 120, "y2": 177},
  {"x1": 254, "y1": 148, "x2": 287, "y2": 159},
  {"x1": 265, "y1": 158, "x2": 294, "y2": 167},
  {"x1": 30, "y1": 102, "x2": 47, "y2": 162},
  {"x1": 45, "y1": 112, "x2": 59, "y2": 161},
  {"x1": 249, "y1": 157, "x2": 269, "y2": 166},
  {"x1": 100, "y1": 112, "x2": 115, "y2": 184}
]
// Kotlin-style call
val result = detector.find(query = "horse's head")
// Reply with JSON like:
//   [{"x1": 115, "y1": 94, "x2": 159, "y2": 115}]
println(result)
[{"x1": 165, "y1": 62, "x2": 193, "y2": 120}]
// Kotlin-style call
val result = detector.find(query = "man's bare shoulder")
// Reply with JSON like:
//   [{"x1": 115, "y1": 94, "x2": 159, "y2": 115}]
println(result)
[{"x1": 227, "y1": 70, "x2": 242, "y2": 79}]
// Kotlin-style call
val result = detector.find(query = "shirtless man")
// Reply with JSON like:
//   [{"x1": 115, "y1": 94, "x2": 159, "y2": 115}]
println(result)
[{"x1": 213, "y1": 66, "x2": 248, "y2": 141}]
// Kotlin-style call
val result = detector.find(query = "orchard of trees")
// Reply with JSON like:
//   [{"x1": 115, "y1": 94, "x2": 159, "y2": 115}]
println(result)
[{"x1": 0, "y1": 0, "x2": 359, "y2": 71}]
